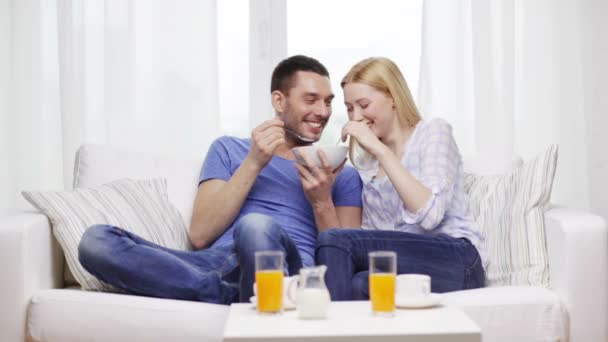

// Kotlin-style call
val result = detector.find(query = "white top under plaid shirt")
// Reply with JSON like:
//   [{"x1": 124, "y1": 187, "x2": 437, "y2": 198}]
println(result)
[{"x1": 360, "y1": 117, "x2": 487, "y2": 267}]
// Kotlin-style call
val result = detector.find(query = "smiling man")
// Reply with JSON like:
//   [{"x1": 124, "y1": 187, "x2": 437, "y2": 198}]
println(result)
[{"x1": 78, "y1": 55, "x2": 363, "y2": 305}]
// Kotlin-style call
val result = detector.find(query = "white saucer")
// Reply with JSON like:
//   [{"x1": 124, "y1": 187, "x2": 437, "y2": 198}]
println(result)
[
  {"x1": 396, "y1": 293, "x2": 442, "y2": 309},
  {"x1": 249, "y1": 296, "x2": 296, "y2": 310}
]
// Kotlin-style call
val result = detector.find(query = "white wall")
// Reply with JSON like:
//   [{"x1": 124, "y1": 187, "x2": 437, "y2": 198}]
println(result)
[
  {"x1": 217, "y1": 0, "x2": 250, "y2": 137},
  {"x1": 0, "y1": 0, "x2": 11, "y2": 215},
  {"x1": 581, "y1": 0, "x2": 608, "y2": 220}
]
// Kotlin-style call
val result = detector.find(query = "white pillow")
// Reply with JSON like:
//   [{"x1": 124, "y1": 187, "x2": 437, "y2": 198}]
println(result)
[
  {"x1": 73, "y1": 144, "x2": 203, "y2": 226},
  {"x1": 464, "y1": 145, "x2": 558, "y2": 287},
  {"x1": 22, "y1": 178, "x2": 192, "y2": 291}
]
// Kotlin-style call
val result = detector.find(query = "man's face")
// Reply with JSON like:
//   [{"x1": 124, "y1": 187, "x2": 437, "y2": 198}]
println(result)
[{"x1": 278, "y1": 71, "x2": 334, "y2": 145}]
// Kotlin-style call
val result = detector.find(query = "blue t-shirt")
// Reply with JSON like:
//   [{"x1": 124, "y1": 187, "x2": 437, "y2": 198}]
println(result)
[{"x1": 199, "y1": 136, "x2": 363, "y2": 266}]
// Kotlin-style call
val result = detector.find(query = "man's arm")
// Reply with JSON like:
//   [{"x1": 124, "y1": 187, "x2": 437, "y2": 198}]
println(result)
[
  {"x1": 336, "y1": 206, "x2": 362, "y2": 228},
  {"x1": 308, "y1": 203, "x2": 362, "y2": 232},
  {"x1": 190, "y1": 157, "x2": 262, "y2": 249},
  {"x1": 189, "y1": 120, "x2": 285, "y2": 249}
]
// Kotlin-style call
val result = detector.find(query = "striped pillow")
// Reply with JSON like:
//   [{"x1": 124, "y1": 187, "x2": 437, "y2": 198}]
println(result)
[
  {"x1": 464, "y1": 145, "x2": 558, "y2": 287},
  {"x1": 22, "y1": 178, "x2": 192, "y2": 291}
]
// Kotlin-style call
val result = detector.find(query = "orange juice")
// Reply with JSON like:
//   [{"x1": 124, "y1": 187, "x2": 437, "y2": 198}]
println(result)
[
  {"x1": 255, "y1": 270, "x2": 283, "y2": 312},
  {"x1": 369, "y1": 273, "x2": 396, "y2": 312}
]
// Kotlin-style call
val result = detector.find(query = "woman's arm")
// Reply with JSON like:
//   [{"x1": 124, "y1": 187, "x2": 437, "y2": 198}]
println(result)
[
  {"x1": 343, "y1": 118, "x2": 461, "y2": 231},
  {"x1": 383, "y1": 120, "x2": 461, "y2": 230},
  {"x1": 376, "y1": 145, "x2": 432, "y2": 213}
]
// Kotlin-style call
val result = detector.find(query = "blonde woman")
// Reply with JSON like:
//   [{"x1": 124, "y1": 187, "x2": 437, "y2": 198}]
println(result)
[{"x1": 315, "y1": 57, "x2": 486, "y2": 300}]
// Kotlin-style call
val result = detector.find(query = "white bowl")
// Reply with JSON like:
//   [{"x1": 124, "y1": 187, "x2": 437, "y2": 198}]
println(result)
[{"x1": 292, "y1": 145, "x2": 348, "y2": 171}]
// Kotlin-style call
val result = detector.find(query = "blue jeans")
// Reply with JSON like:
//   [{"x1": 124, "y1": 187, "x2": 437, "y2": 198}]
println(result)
[
  {"x1": 232, "y1": 213, "x2": 303, "y2": 302},
  {"x1": 315, "y1": 229, "x2": 485, "y2": 301},
  {"x1": 78, "y1": 213, "x2": 302, "y2": 304}
]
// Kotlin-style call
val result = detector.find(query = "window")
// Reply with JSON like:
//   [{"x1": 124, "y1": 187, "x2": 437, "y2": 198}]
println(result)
[
  {"x1": 288, "y1": 0, "x2": 423, "y2": 145},
  {"x1": 217, "y1": 0, "x2": 423, "y2": 142},
  {"x1": 217, "y1": 0, "x2": 250, "y2": 137}
]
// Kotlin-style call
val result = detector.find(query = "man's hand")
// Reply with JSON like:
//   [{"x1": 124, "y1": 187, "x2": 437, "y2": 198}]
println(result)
[
  {"x1": 294, "y1": 149, "x2": 345, "y2": 207},
  {"x1": 246, "y1": 119, "x2": 286, "y2": 170}
]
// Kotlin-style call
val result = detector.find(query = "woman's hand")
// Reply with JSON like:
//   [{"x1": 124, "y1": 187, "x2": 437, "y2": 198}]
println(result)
[{"x1": 341, "y1": 121, "x2": 385, "y2": 158}]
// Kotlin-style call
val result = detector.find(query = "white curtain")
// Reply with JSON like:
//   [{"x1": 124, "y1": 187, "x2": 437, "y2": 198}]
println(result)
[
  {"x1": 1, "y1": 0, "x2": 64, "y2": 215},
  {"x1": 1, "y1": 0, "x2": 219, "y2": 215},
  {"x1": 418, "y1": 0, "x2": 608, "y2": 218}
]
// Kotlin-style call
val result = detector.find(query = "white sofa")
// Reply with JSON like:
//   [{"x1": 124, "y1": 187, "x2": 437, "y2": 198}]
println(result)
[{"x1": 1, "y1": 144, "x2": 607, "y2": 342}]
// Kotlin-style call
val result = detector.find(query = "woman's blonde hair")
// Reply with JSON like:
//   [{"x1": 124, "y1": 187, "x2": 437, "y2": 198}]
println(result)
[{"x1": 341, "y1": 57, "x2": 421, "y2": 128}]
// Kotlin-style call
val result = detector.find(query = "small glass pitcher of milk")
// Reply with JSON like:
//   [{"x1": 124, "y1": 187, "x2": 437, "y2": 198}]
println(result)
[{"x1": 288, "y1": 265, "x2": 331, "y2": 319}]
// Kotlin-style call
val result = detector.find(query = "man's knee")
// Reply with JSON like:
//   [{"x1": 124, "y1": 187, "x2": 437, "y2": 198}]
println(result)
[
  {"x1": 78, "y1": 224, "x2": 116, "y2": 265},
  {"x1": 233, "y1": 213, "x2": 281, "y2": 243}
]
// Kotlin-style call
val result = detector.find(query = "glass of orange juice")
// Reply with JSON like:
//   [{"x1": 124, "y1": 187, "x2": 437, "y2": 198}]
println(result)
[
  {"x1": 255, "y1": 250, "x2": 284, "y2": 315},
  {"x1": 369, "y1": 251, "x2": 397, "y2": 316}
]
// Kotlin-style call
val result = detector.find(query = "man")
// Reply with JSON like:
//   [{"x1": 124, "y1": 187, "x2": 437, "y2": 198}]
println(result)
[{"x1": 78, "y1": 55, "x2": 362, "y2": 304}]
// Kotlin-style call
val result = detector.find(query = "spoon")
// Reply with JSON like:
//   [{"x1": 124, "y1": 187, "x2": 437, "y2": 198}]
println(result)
[{"x1": 285, "y1": 128, "x2": 317, "y2": 143}]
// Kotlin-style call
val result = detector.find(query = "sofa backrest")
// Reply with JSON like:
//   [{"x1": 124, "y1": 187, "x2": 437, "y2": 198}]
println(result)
[
  {"x1": 74, "y1": 144, "x2": 554, "y2": 288},
  {"x1": 463, "y1": 155, "x2": 523, "y2": 175},
  {"x1": 73, "y1": 144, "x2": 525, "y2": 228},
  {"x1": 74, "y1": 144, "x2": 203, "y2": 226}
]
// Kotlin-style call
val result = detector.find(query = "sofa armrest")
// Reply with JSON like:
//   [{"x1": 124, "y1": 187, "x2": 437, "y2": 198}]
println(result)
[
  {"x1": 0, "y1": 211, "x2": 64, "y2": 342},
  {"x1": 545, "y1": 207, "x2": 608, "y2": 342}
]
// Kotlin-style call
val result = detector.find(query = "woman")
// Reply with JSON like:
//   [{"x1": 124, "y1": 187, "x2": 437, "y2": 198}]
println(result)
[{"x1": 316, "y1": 57, "x2": 486, "y2": 300}]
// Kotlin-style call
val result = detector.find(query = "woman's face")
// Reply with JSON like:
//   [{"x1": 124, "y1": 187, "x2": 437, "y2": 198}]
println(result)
[{"x1": 343, "y1": 82, "x2": 396, "y2": 139}]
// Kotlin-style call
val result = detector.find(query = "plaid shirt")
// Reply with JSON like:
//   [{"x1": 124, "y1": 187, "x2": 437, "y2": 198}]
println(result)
[{"x1": 360, "y1": 118, "x2": 487, "y2": 267}]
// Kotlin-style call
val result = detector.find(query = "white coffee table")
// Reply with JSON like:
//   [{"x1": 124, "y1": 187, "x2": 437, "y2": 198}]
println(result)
[{"x1": 223, "y1": 301, "x2": 481, "y2": 342}]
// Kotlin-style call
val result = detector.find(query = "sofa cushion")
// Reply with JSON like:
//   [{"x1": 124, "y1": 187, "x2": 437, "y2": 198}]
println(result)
[
  {"x1": 27, "y1": 289, "x2": 228, "y2": 342},
  {"x1": 74, "y1": 144, "x2": 203, "y2": 225},
  {"x1": 443, "y1": 286, "x2": 568, "y2": 342},
  {"x1": 28, "y1": 287, "x2": 566, "y2": 342},
  {"x1": 464, "y1": 145, "x2": 558, "y2": 287},
  {"x1": 22, "y1": 178, "x2": 191, "y2": 291}
]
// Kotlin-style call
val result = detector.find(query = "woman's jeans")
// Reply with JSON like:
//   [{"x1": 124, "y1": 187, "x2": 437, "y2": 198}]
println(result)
[
  {"x1": 316, "y1": 229, "x2": 485, "y2": 301},
  {"x1": 78, "y1": 213, "x2": 302, "y2": 304}
]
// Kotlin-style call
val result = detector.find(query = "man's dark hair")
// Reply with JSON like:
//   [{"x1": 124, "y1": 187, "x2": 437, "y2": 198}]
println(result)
[{"x1": 270, "y1": 55, "x2": 330, "y2": 94}]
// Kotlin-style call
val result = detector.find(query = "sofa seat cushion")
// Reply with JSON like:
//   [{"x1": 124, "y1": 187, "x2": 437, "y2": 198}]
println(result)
[
  {"x1": 443, "y1": 286, "x2": 568, "y2": 342},
  {"x1": 27, "y1": 289, "x2": 228, "y2": 342}
]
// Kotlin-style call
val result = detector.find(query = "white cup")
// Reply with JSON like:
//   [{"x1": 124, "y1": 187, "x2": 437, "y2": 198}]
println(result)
[{"x1": 396, "y1": 274, "x2": 431, "y2": 300}]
